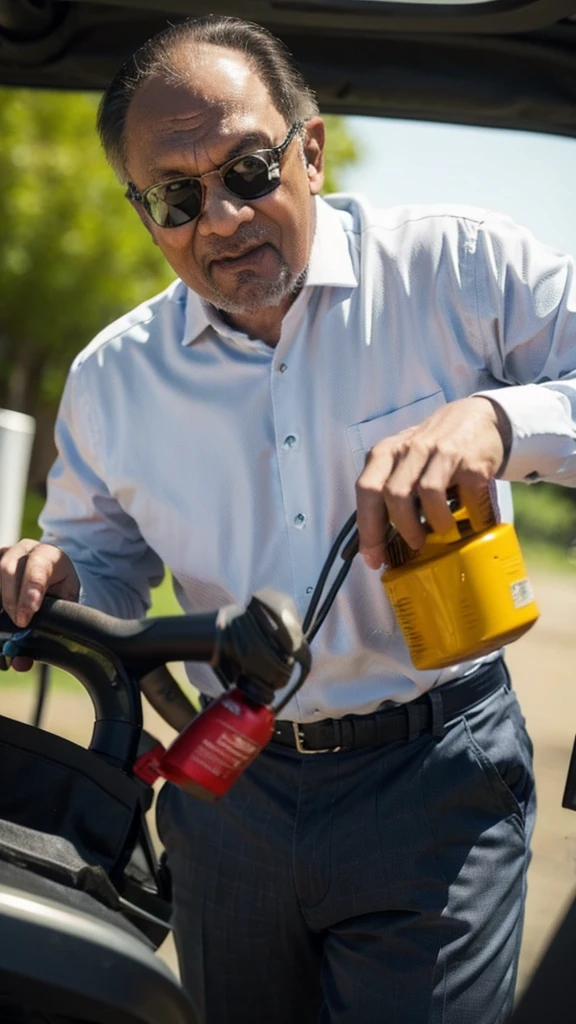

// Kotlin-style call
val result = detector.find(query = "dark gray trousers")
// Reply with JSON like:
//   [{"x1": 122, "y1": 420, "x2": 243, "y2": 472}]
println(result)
[{"x1": 157, "y1": 667, "x2": 535, "y2": 1024}]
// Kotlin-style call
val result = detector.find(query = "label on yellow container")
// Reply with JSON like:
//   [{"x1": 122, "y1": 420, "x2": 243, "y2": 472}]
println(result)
[{"x1": 509, "y1": 579, "x2": 535, "y2": 609}]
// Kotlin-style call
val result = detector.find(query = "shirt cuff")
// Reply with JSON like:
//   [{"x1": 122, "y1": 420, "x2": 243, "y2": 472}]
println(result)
[{"x1": 474, "y1": 383, "x2": 576, "y2": 483}]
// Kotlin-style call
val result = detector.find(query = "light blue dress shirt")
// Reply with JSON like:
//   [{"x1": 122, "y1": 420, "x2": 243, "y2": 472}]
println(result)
[{"x1": 40, "y1": 195, "x2": 576, "y2": 721}]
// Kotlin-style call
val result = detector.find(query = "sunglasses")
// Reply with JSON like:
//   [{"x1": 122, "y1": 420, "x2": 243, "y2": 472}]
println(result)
[{"x1": 126, "y1": 122, "x2": 304, "y2": 229}]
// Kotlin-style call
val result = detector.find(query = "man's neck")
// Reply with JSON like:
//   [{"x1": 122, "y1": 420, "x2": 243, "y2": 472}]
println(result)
[{"x1": 216, "y1": 299, "x2": 291, "y2": 348}]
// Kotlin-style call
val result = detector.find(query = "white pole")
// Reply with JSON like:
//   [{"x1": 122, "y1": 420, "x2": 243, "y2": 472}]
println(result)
[{"x1": 0, "y1": 409, "x2": 36, "y2": 548}]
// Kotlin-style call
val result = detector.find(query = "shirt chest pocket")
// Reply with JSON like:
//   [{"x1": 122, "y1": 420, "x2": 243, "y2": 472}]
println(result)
[{"x1": 346, "y1": 390, "x2": 446, "y2": 475}]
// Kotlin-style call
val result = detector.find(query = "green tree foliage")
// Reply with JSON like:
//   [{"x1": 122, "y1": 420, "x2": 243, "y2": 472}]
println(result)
[
  {"x1": 0, "y1": 90, "x2": 358, "y2": 448},
  {"x1": 322, "y1": 114, "x2": 358, "y2": 195},
  {"x1": 0, "y1": 89, "x2": 174, "y2": 423}
]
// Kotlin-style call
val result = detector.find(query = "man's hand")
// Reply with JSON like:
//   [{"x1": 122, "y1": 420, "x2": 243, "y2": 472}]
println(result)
[
  {"x1": 0, "y1": 541, "x2": 80, "y2": 670},
  {"x1": 355, "y1": 396, "x2": 511, "y2": 569}
]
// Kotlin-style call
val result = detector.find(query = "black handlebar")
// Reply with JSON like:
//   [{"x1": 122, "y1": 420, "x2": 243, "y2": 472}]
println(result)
[
  {"x1": 0, "y1": 510, "x2": 359, "y2": 777},
  {"x1": 2, "y1": 597, "x2": 219, "y2": 669},
  {"x1": 0, "y1": 590, "x2": 311, "y2": 771},
  {"x1": 0, "y1": 598, "x2": 223, "y2": 769}
]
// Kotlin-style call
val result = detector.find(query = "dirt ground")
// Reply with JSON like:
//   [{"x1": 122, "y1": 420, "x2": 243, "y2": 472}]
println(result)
[{"x1": 1, "y1": 565, "x2": 575, "y2": 997}]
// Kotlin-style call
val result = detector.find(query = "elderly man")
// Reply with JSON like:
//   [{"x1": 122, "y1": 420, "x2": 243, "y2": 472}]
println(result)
[{"x1": 2, "y1": 14, "x2": 575, "y2": 1024}]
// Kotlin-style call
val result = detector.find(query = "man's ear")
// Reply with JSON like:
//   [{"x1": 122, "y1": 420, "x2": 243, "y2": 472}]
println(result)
[
  {"x1": 126, "y1": 193, "x2": 158, "y2": 244},
  {"x1": 302, "y1": 117, "x2": 325, "y2": 196}
]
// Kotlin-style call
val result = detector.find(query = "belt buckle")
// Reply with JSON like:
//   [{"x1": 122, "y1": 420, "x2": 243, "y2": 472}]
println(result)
[{"x1": 292, "y1": 722, "x2": 341, "y2": 755}]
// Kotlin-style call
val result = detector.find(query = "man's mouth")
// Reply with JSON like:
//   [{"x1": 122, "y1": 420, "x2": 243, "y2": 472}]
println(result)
[{"x1": 210, "y1": 243, "x2": 275, "y2": 272}]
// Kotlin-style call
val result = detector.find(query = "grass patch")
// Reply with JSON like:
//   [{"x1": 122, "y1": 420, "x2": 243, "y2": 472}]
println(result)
[
  {"x1": 513, "y1": 482, "x2": 576, "y2": 576},
  {"x1": 149, "y1": 573, "x2": 182, "y2": 617},
  {"x1": 521, "y1": 540, "x2": 576, "y2": 576},
  {"x1": 513, "y1": 482, "x2": 575, "y2": 544}
]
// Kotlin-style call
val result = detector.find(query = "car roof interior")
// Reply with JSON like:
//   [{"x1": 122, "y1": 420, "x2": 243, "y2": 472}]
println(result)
[{"x1": 0, "y1": 0, "x2": 575, "y2": 138}]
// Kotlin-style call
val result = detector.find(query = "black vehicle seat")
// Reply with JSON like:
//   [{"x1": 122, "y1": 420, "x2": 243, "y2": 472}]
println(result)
[{"x1": 0, "y1": 860, "x2": 198, "y2": 1024}]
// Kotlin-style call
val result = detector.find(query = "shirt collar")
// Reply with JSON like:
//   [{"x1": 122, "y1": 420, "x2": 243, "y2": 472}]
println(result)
[
  {"x1": 304, "y1": 194, "x2": 358, "y2": 289},
  {"x1": 183, "y1": 291, "x2": 211, "y2": 347},
  {"x1": 182, "y1": 195, "x2": 357, "y2": 347}
]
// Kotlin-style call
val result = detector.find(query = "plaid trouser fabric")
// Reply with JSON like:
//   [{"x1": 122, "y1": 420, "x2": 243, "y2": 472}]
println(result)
[{"x1": 157, "y1": 665, "x2": 535, "y2": 1024}]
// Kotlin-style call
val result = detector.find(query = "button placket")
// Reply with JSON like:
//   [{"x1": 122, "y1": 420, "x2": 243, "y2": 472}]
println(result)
[{"x1": 271, "y1": 330, "x2": 318, "y2": 635}]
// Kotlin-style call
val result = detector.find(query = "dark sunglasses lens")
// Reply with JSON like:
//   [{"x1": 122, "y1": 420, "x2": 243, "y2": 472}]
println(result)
[
  {"x1": 224, "y1": 155, "x2": 280, "y2": 199},
  {"x1": 147, "y1": 178, "x2": 203, "y2": 227}
]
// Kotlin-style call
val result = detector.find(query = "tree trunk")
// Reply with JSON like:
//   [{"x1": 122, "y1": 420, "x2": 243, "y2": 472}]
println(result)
[{"x1": 5, "y1": 347, "x2": 46, "y2": 417}]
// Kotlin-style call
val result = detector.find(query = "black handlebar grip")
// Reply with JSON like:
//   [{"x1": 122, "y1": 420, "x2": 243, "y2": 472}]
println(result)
[{"x1": 26, "y1": 597, "x2": 219, "y2": 668}]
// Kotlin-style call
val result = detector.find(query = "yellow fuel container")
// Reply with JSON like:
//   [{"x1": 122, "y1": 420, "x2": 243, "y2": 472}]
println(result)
[{"x1": 382, "y1": 487, "x2": 539, "y2": 670}]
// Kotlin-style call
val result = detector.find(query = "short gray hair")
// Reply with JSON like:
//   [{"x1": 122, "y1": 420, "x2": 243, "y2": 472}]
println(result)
[{"x1": 97, "y1": 15, "x2": 319, "y2": 180}]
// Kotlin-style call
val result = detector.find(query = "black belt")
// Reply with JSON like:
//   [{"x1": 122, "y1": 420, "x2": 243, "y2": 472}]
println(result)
[{"x1": 272, "y1": 657, "x2": 509, "y2": 754}]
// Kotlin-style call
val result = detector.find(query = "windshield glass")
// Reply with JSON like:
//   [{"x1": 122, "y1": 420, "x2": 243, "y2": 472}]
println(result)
[{"x1": 342, "y1": 117, "x2": 576, "y2": 255}]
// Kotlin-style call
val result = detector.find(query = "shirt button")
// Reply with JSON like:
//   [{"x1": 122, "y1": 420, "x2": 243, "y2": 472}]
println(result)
[
  {"x1": 279, "y1": 362, "x2": 288, "y2": 373},
  {"x1": 306, "y1": 586, "x2": 314, "y2": 594},
  {"x1": 283, "y1": 434, "x2": 298, "y2": 450},
  {"x1": 293, "y1": 513, "x2": 307, "y2": 529}
]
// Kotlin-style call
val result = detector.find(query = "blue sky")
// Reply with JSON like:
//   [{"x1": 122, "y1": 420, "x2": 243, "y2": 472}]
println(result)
[{"x1": 340, "y1": 117, "x2": 576, "y2": 257}]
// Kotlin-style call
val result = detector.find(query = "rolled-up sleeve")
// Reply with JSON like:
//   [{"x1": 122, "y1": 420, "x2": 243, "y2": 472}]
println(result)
[
  {"x1": 472, "y1": 211, "x2": 576, "y2": 485},
  {"x1": 39, "y1": 364, "x2": 164, "y2": 618}
]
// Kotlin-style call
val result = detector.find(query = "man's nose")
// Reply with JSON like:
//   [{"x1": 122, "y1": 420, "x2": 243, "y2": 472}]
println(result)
[{"x1": 196, "y1": 179, "x2": 255, "y2": 237}]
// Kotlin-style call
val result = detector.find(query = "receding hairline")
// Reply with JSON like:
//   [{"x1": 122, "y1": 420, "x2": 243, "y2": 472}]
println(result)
[
  {"x1": 98, "y1": 17, "x2": 320, "y2": 180},
  {"x1": 164, "y1": 38, "x2": 258, "y2": 77},
  {"x1": 126, "y1": 41, "x2": 283, "y2": 126},
  {"x1": 123, "y1": 45, "x2": 298, "y2": 181}
]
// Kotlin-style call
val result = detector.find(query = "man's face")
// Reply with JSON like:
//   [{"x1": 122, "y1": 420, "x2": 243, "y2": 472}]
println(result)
[{"x1": 124, "y1": 46, "x2": 325, "y2": 315}]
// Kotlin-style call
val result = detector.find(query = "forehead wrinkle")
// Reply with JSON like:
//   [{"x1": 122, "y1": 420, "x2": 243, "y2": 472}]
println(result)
[
  {"x1": 142, "y1": 120, "x2": 220, "y2": 180},
  {"x1": 145, "y1": 125, "x2": 277, "y2": 182},
  {"x1": 128, "y1": 47, "x2": 278, "y2": 137},
  {"x1": 126, "y1": 60, "x2": 287, "y2": 183}
]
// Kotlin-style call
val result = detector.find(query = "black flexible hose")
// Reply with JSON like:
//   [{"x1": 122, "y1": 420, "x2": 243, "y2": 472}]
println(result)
[{"x1": 302, "y1": 512, "x2": 359, "y2": 642}]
